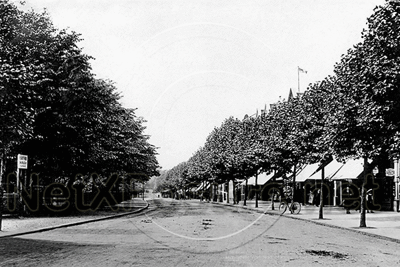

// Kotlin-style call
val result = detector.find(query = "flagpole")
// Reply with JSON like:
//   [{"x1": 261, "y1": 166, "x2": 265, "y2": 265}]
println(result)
[{"x1": 297, "y1": 66, "x2": 300, "y2": 93}]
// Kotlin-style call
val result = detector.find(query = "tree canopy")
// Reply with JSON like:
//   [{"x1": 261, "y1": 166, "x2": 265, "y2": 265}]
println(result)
[{"x1": 0, "y1": 0, "x2": 159, "y2": 185}]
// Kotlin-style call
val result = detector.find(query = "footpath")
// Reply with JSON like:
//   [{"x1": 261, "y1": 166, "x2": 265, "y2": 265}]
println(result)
[
  {"x1": 0, "y1": 198, "x2": 148, "y2": 238},
  {"x1": 213, "y1": 199, "x2": 400, "y2": 243}
]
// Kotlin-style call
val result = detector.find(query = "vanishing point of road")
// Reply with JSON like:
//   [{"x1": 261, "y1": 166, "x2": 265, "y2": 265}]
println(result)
[{"x1": 1, "y1": 198, "x2": 399, "y2": 266}]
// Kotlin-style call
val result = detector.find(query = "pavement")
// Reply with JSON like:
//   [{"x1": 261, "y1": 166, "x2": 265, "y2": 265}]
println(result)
[
  {"x1": 0, "y1": 198, "x2": 148, "y2": 238},
  {"x1": 1, "y1": 197, "x2": 400, "y2": 243},
  {"x1": 212, "y1": 199, "x2": 400, "y2": 243}
]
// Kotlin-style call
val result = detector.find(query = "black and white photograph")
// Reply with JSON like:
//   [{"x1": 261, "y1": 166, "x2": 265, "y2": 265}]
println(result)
[{"x1": 1, "y1": 0, "x2": 400, "y2": 266}]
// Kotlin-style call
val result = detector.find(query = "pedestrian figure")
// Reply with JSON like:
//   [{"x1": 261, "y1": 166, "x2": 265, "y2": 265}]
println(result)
[
  {"x1": 342, "y1": 186, "x2": 353, "y2": 214},
  {"x1": 341, "y1": 198, "x2": 351, "y2": 214},
  {"x1": 308, "y1": 191, "x2": 314, "y2": 205},
  {"x1": 366, "y1": 189, "x2": 374, "y2": 213},
  {"x1": 236, "y1": 188, "x2": 241, "y2": 205},
  {"x1": 314, "y1": 189, "x2": 320, "y2": 207}
]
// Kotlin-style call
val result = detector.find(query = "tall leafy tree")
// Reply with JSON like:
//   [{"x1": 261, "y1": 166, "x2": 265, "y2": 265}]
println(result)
[
  {"x1": 1, "y1": 0, "x2": 92, "y2": 178},
  {"x1": 0, "y1": 1, "x2": 159, "y2": 190},
  {"x1": 238, "y1": 114, "x2": 272, "y2": 206},
  {"x1": 165, "y1": 162, "x2": 188, "y2": 198},
  {"x1": 186, "y1": 146, "x2": 212, "y2": 187},
  {"x1": 263, "y1": 98, "x2": 308, "y2": 204},
  {"x1": 332, "y1": 0, "x2": 400, "y2": 227},
  {"x1": 296, "y1": 78, "x2": 338, "y2": 218}
]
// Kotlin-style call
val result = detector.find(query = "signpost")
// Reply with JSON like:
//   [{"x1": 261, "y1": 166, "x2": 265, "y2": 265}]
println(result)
[
  {"x1": 0, "y1": 154, "x2": 26, "y2": 229},
  {"x1": 17, "y1": 154, "x2": 28, "y2": 214},
  {"x1": 16, "y1": 154, "x2": 28, "y2": 192},
  {"x1": 17, "y1": 154, "x2": 28, "y2": 169}
]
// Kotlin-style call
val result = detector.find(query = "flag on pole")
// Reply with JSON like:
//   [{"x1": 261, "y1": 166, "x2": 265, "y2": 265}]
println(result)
[{"x1": 298, "y1": 66, "x2": 307, "y2": 74}]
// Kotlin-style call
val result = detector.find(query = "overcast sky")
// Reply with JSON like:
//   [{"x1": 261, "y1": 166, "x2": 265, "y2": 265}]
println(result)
[{"x1": 15, "y1": 0, "x2": 385, "y2": 170}]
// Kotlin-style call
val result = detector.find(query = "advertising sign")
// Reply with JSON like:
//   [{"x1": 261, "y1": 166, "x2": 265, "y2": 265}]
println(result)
[
  {"x1": 386, "y1": 168, "x2": 395, "y2": 177},
  {"x1": 17, "y1": 154, "x2": 28, "y2": 169}
]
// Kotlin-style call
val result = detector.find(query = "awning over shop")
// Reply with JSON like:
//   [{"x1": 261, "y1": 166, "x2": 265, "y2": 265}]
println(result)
[
  {"x1": 295, "y1": 163, "x2": 320, "y2": 182},
  {"x1": 319, "y1": 160, "x2": 345, "y2": 179},
  {"x1": 241, "y1": 172, "x2": 275, "y2": 186},
  {"x1": 296, "y1": 159, "x2": 364, "y2": 182},
  {"x1": 328, "y1": 159, "x2": 364, "y2": 180},
  {"x1": 195, "y1": 183, "x2": 203, "y2": 192},
  {"x1": 238, "y1": 159, "x2": 365, "y2": 186},
  {"x1": 301, "y1": 160, "x2": 345, "y2": 181},
  {"x1": 195, "y1": 182, "x2": 211, "y2": 192},
  {"x1": 204, "y1": 182, "x2": 211, "y2": 190}
]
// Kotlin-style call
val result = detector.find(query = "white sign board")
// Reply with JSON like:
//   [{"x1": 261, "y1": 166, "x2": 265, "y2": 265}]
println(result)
[
  {"x1": 386, "y1": 168, "x2": 395, "y2": 177},
  {"x1": 17, "y1": 154, "x2": 28, "y2": 169}
]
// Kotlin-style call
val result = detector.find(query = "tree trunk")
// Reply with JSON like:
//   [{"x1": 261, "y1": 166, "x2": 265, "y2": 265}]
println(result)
[
  {"x1": 200, "y1": 182, "x2": 202, "y2": 201},
  {"x1": 271, "y1": 171, "x2": 276, "y2": 210},
  {"x1": 255, "y1": 172, "x2": 258, "y2": 208},
  {"x1": 142, "y1": 182, "x2": 145, "y2": 200},
  {"x1": 210, "y1": 182, "x2": 214, "y2": 202},
  {"x1": 319, "y1": 166, "x2": 325, "y2": 219},
  {"x1": 359, "y1": 156, "x2": 368, "y2": 228},
  {"x1": 292, "y1": 164, "x2": 297, "y2": 205},
  {"x1": 0, "y1": 201, "x2": 2, "y2": 231},
  {"x1": 0, "y1": 184, "x2": 2, "y2": 231},
  {"x1": 244, "y1": 178, "x2": 248, "y2": 206},
  {"x1": 0, "y1": 153, "x2": 3, "y2": 229},
  {"x1": 0, "y1": 153, "x2": 3, "y2": 186},
  {"x1": 209, "y1": 183, "x2": 212, "y2": 201},
  {"x1": 233, "y1": 180, "x2": 236, "y2": 204},
  {"x1": 226, "y1": 181, "x2": 229, "y2": 204}
]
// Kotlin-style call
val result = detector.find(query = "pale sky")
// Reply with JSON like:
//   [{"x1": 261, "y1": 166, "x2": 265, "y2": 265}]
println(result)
[{"x1": 15, "y1": 0, "x2": 386, "y2": 170}]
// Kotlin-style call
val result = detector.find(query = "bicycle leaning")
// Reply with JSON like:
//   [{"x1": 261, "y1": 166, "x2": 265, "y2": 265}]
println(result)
[{"x1": 278, "y1": 201, "x2": 301, "y2": 214}]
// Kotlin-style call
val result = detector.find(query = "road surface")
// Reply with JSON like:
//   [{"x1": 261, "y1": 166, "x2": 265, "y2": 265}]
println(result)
[{"x1": 0, "y1": 198, "x2": 399, "y2": 266}]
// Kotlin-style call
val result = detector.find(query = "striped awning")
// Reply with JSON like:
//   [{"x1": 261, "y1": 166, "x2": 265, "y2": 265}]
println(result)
[{"x1": 241, "y1": 172, "x2": 275, "y2": 186}]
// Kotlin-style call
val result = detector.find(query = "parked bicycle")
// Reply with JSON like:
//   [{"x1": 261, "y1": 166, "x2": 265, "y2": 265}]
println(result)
[{"x1": 279, "y1": 201, "x2": 301, "y2": 214}]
